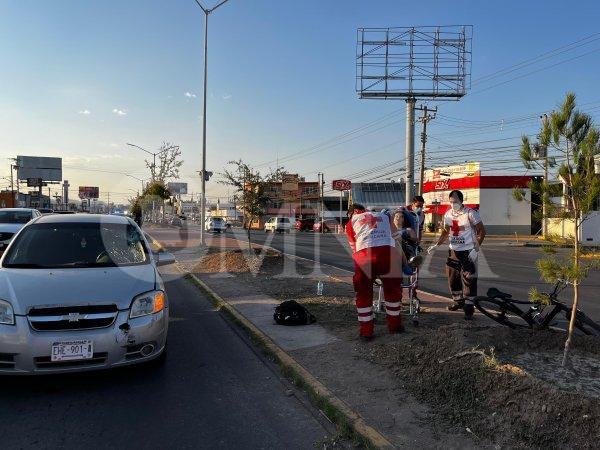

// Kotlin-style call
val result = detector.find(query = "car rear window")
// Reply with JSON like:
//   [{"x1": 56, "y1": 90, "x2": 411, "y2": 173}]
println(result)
[
  {"x1": 3, "y1": 222, "x2": 149, "y2": 269},
  {"x1": 0, "y1": 211, "x2": 32, "y2": 224},
  {"x1": 279, "y1": 218, "x2": 289, "y2": 223}
]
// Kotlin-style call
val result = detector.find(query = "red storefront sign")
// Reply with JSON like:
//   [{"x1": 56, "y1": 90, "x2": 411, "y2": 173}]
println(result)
[{"x1": 332, "y1": 179, "x2": 351, "y2": 191}]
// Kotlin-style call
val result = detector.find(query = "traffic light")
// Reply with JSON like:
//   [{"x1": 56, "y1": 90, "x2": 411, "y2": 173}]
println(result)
[{"x1": 199, "y1": 170, "x2": 213, "y2": 181}]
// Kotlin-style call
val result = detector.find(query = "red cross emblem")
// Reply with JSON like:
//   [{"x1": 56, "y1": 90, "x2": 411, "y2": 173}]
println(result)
[
  {"x1": 451, "y1": 220, "x2": 461, "y2": 236},
  {"x1": 359, "y1": 214, "x2": 378, "y2": 229}
]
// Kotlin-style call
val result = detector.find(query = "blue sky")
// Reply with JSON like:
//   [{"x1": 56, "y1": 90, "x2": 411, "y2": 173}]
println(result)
[{"x1": 1, "y1": 0, "x2": 599, "y2": 203}]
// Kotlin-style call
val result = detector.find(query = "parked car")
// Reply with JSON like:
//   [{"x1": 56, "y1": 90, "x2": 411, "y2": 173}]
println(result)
[
  {"x1": 264, "y1": 217, "x2": 292, "y2": 233},
  {"x1": 0, "y1": 208, "x2": 41, "y2": 252},
  {"x1": 313, "y1": 218, "x2": 346, "y2": 233},
  {"x1": 0, "y1": 214, "x2": 168, "y2": 374},
  {"x1": 295, "y1": 218, "x2": 315, "y2": 232},
  {"x1": 205, "y1": 217, "x2": 227, "y2": 233}
]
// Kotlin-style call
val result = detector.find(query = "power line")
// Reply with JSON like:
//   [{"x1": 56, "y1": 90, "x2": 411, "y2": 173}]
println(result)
[
  {"x1": 255, "y1": 108, "x2": 405, "y2": 168},
  {"x1": 470, "y1": 46, "x2": 600, "y2": 96},
  {"x1": 472, "y1": 32, "x2": 600, "y2": 86}
]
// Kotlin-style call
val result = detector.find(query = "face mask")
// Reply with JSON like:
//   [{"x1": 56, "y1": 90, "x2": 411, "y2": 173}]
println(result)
[
  {"x1": 414, "y1": 207, "x2": 422, "y2": 214},
  {"x1": 451, "y1": 202, "x2": 462, "y2": 212}
]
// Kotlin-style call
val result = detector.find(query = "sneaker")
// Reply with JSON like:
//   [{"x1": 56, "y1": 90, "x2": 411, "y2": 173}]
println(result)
[
  {"x1": 464, "y1": 304, "x2": 475, "y2": 320},
  {"x1": 447, "y1": 301, "x2": 464, "y2": 312}
]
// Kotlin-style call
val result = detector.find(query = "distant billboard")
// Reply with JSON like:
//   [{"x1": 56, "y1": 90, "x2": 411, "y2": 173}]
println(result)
[
  {"x1": 332, "y1": 179, "x2": 351, "y2": 191},
  {"x1": 167, "y1": 182, "x2": 188, "y2": 195},
  {"x1": 17, "y1": 156, "x2": 62, "y2": 182},
  {"x1": 79, "y1": 186, "x2": 99, "y2": 199}
]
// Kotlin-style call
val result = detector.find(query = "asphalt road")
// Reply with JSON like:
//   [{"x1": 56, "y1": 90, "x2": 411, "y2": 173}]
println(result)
[
  {"x1": 240, "y1": 229, "x2": 600, "y2": 319},
  {"x1": 247, "y1": 231, "x2": 600, "y2": 321},
  {"x1": 0, "y1": 262, "x2": 334, "y2": 449},
  {"x1": 155, "y1": 224, "x2": 600, "y2": 322}
]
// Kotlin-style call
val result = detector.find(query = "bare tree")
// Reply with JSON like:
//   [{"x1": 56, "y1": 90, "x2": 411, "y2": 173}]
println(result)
[
  {"x1": 220, "y1": 160, "x2": 284, "y2": 251},
  {"x1": 145, "y1": 142, "x2": 184, "y2": 183}
]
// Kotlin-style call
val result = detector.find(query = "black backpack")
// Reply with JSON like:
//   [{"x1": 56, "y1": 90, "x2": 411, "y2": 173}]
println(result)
[{"x1": 274, "y1": 300, "x2": 316, "y2": 326}]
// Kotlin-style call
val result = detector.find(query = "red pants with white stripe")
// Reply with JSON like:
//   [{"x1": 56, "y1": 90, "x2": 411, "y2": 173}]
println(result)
[{"x1": 352, "y1": 246, "x2": 403, "y2": 337}]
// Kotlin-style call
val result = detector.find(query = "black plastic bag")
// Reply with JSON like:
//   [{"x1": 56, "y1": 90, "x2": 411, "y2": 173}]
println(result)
[{"x1": 274, "y1": 300, "x2": 316, "y2": 326}]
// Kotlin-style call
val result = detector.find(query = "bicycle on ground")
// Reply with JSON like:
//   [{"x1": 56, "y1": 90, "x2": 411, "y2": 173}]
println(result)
[{"x1": 473, "y1": 279, "x2": 600, "y2": 335}]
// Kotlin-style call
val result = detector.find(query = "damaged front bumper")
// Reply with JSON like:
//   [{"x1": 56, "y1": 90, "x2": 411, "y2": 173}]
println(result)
[{"x1": 0, "y1": 309, "x2": 168, "y2": 374}]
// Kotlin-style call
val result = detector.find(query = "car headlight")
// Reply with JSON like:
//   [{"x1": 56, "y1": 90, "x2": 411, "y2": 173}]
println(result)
[
  {"x1": 0, "y1": 299, "x2": 15, "y2": 325},
  {"x1": 129, "y1": 290, "x2": 165, "y2": 319}
]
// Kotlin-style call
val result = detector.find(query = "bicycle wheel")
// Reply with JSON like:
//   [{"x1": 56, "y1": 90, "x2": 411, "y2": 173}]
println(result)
[
  {"x1": 473, "y1": 297, "x2": 532, "y2": 328},
  {"x1": 563, "y1": 308, "x2": 600, "y2": 336}
]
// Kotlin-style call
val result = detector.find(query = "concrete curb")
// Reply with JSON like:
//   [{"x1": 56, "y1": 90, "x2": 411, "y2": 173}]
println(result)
[{"x1": 146, "y1": 233, "x2": 394, "y2": 449}]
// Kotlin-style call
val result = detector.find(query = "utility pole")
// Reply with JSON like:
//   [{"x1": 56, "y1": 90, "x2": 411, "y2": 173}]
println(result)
[
  {"x1": 193, "y1": 0, "x2": 230, "y2": 246},
  {"x1": 540, "y1": 113, "x2": 550, "y2": 239},
  {"x1": 405, "y1": 98, "x2": 416, "y2": 205},
  {"x1": 299, "y1": 185, "x2": 303, "y2": 219},
  {"x1": 63, "y1": 180, "x2": 70, "y2": 210},
  {"x1": 318, "y1": 172, "x2": 324, "y2": 232},
  {"x1": 10, "y1": 163, "x2": 14, "y2": 207},
  {"x1": 416, "y1": 105, "x2": 437, "y2": 196}
]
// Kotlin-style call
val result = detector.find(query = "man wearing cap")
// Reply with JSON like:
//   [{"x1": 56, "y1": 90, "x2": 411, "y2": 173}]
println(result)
[{"x1": 428, "y1": 190, "x2": 486, "y2": 319}]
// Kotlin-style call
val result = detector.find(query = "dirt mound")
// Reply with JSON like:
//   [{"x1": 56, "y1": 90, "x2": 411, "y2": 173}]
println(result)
[
  {"x1": 369, "y1": 324, "x2": 600, "y2": 449},
  {"x1": 195, "y1": 249, "x2": 282, "y2": 274}
]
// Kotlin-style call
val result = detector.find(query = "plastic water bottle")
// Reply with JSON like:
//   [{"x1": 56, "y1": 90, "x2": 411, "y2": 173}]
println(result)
[{"x1": 317, "y1": 280, "x2": 324, "y2": 296}]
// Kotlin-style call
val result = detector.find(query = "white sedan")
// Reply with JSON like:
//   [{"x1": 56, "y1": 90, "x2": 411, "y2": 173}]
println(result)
[
  {"x1": 0, "y1": 214, "x2": 169, "y2": 374},
  {"x1": 0, "y1": 208, "x2": 41, "y2": 252}
]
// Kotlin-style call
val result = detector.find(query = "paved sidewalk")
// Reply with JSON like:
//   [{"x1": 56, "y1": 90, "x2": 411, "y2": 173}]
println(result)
[{"x1": 147, "y1": 229, "x2": 477, "y2": 449}]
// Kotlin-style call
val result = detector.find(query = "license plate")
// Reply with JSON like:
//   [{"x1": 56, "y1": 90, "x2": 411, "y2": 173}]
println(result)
[{"x1": 51, "y1": 340, "x2": 93, "y2": 362}]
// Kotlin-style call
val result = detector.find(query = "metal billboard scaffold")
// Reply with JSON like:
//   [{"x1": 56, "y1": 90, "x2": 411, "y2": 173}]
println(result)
[{"x1": 356, "y1": 25, "x2": 472, "y2": 203}]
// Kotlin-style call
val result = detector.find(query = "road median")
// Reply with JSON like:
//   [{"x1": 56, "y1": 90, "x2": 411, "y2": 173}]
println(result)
[{"x1": 148, "y1": 229, "x2": 600, "y2": 449}]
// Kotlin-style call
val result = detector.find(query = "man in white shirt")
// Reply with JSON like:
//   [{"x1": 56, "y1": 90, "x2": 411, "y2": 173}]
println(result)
[
  {"x1": 346, "y1": 204, "x2": 404, "y2": 339},
  {"x1": 429, "y1": 190, "x2": 486, "y2": 319}
]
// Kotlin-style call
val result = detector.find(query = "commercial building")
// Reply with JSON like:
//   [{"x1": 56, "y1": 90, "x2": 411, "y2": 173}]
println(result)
[
  {"x1": 262, "y1": 179, "x2": 320, "y2": 219},
  {"x1": 422, "y1": 163, "x2": 532, "y2": 235}
]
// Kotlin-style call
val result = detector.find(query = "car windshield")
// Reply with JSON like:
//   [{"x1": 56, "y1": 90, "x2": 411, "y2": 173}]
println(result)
[
  {"x1": 212, "y1": 218, "x2": 223, "y2": 223},
  {"x1": 0, "y1": 210, "x2": 32, "y2": 224},
  {"x1": 3, "y1": 222, "x2": 149, "y2": 269}
]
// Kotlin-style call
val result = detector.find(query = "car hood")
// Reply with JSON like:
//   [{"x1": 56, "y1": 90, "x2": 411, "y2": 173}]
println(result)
[
  {"x1": 0, "y1": 264, "x2": 157, "y2": 314},
  {"x1": 0, "y1": 223, "x2": 25, "y2": 235}
]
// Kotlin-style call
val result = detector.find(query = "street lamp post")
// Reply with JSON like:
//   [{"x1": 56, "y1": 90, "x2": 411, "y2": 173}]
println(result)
[
  {"x1": 124, "y1": 174, "x2": 146, "y2": 195},
  {"x1": 193, "y1": 0, "x2": 230, "y2": 246},
  {"x1": 126, "y1": 143, "x2": 176, "y2": 182}
]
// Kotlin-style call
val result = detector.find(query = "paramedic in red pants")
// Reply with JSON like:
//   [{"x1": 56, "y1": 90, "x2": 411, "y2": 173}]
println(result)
[
  {"x1": 428, "y1": 190, "x2": 486, "y2": 320},
  {"x1": 346, "y1": 204, "x2": 404, "y2": 340}
]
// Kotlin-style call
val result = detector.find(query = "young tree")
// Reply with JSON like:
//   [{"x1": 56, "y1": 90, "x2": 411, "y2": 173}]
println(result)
[
  {"x1": 518, "y1": 93, "x2": 600, "y2": 366},
  {"x1": 139, "y1": 181, "x2": 172, "y2": 222},
  {"x1": 146, "y1": 142, "x2": 183, "y2": 183},
  {"x1": 220, "y1": 160, "x2": 284, "y2": 251}
]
